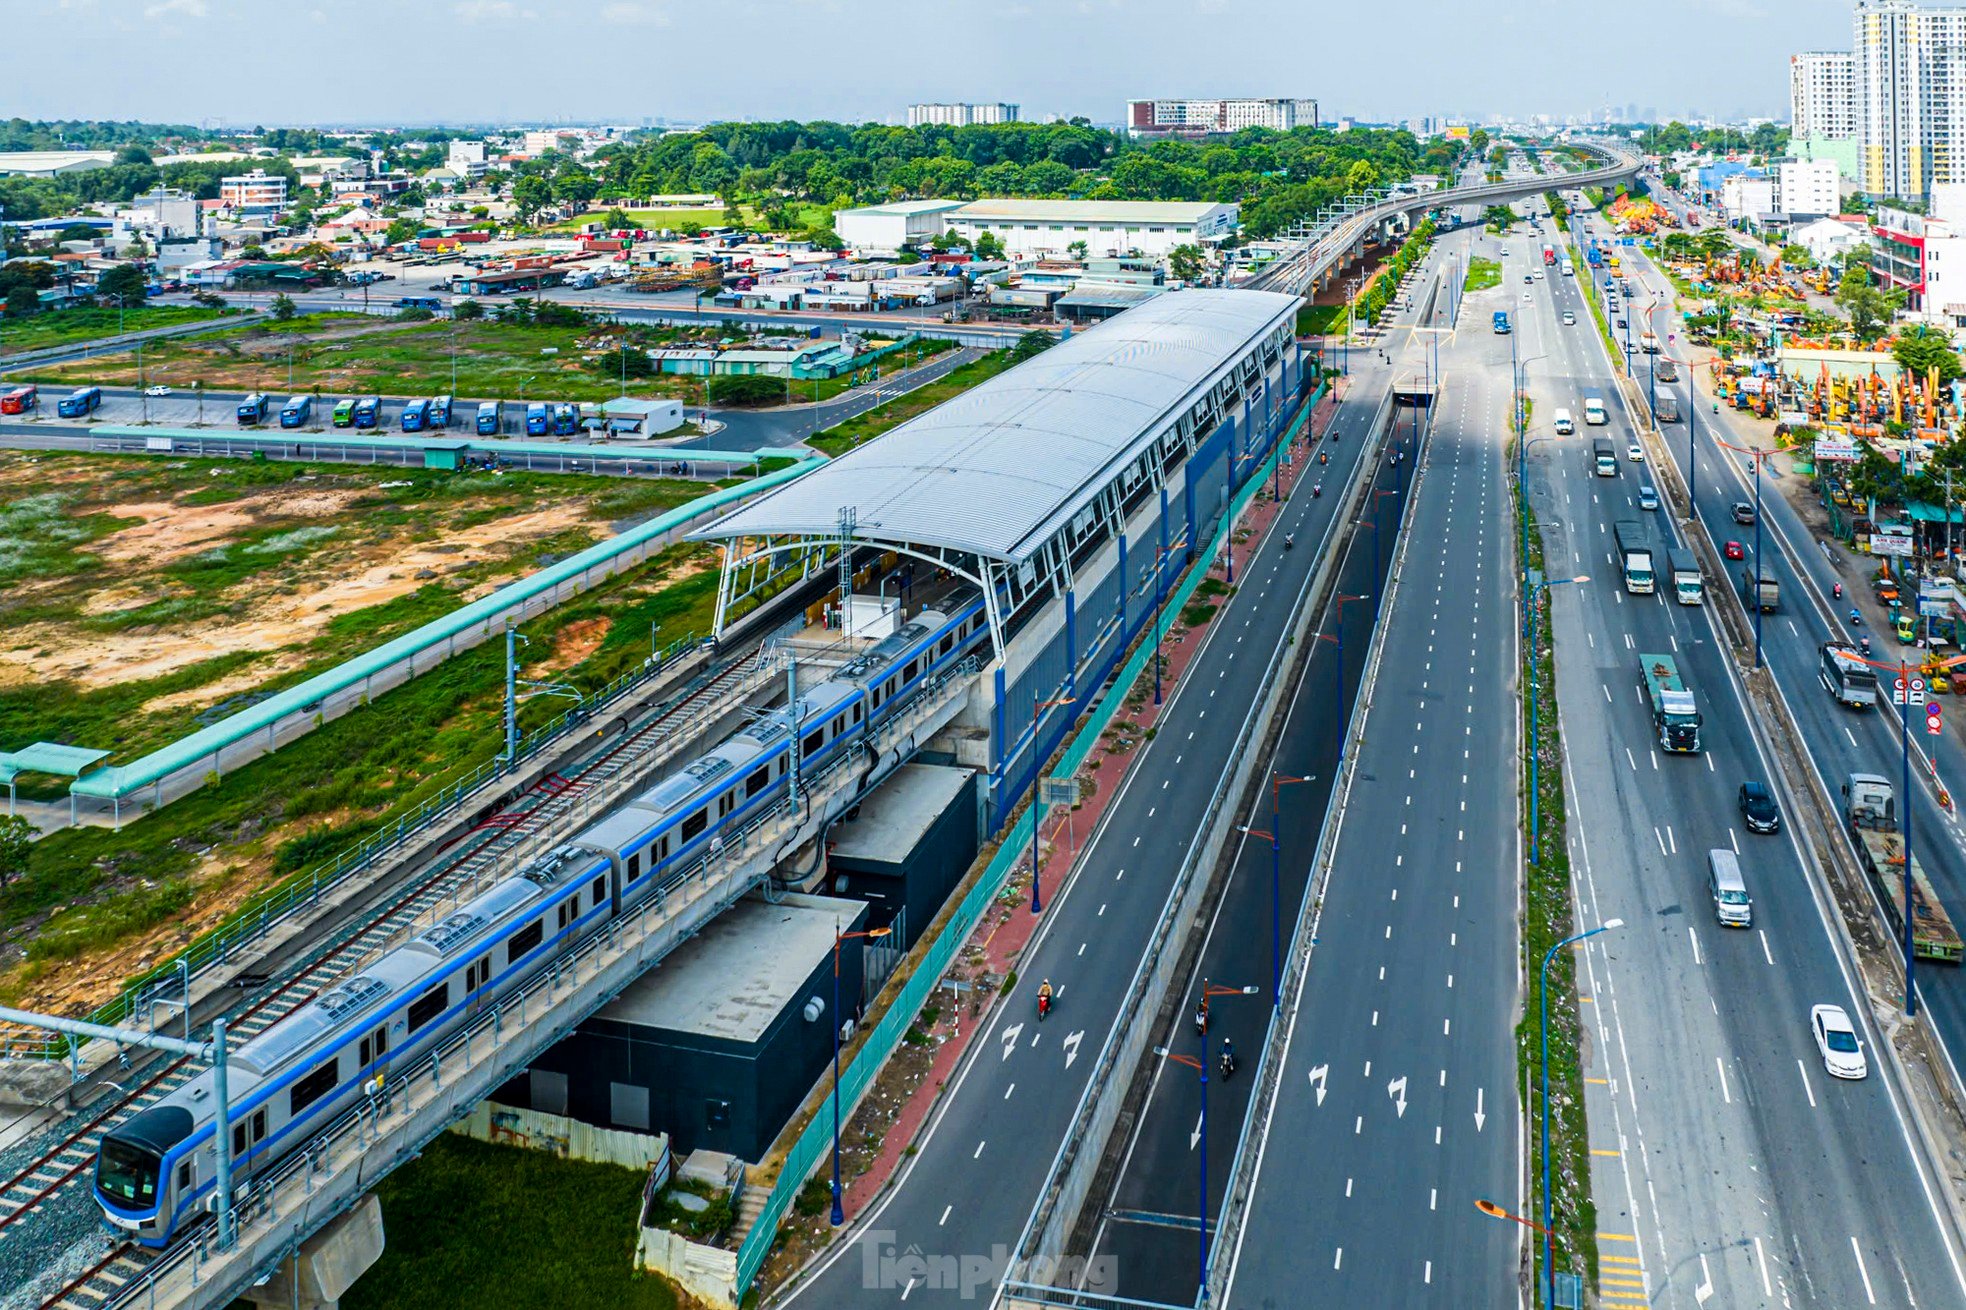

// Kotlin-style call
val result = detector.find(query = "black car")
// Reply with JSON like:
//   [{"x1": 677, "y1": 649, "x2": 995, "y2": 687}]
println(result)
[
  {"x1": 1731, "y1": 502, "x2": 1757, "y2": 525},
  {"x1": 1739, "y1": 781, "x2": 1781, "y2": 834}
]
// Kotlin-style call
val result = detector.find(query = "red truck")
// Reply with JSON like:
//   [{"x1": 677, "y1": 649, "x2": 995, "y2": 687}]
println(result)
[{"x1": 1542, "y1": 243, "x2": 1556, "y2": 266}]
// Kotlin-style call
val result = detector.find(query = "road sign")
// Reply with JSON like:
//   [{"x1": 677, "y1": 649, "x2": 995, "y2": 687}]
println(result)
[
  {"x1": 1895, "y1": 675, "x2": 1929, "y2": 706},
  {"x1": 1038, "y1": 777, "x2": 1079, "y2": 807},
  {"x1": 1931, "y1": 703, "x2": 1945, "y2": 736}
]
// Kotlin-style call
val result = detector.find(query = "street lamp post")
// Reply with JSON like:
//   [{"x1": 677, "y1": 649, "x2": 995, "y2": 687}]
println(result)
[
  {"x1": 1540, "y1": 918, "x2": 1623, "y2": 1306},
  {"x1": 1028, "y1": 696, "x2": 1076, "y2": 914},
  {"x1": 829, "y1": 923, "x2": 892, "y2": 1226},
  {"x1": 1237, "y1": 775, "x2": 1314, "y2": 1009},
  {"x1": 1525, "y1": 572, "x2": 1589, "y2": 863},
  {"x1": 1318, "y1": 594, "x2": 1369, "y2": 763},
  {"x1": 1368, "y1": 488, "x2": 1397, "y2": 596},
  {"x1": 1161, "y1": 982, "x2": 1259, "y2": 1295}
]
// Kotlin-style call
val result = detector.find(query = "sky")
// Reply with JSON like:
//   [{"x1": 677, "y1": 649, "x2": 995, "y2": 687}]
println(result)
[{"x1": 17, "y1": 0, "x2": 1858, "y2": 129}]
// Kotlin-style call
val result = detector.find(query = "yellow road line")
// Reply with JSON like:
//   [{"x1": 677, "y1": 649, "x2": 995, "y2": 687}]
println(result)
[
  {"x1": 1600, "y1": 1296, "x2": 1649, "y2": 1305},
  {"x1": 1585, "y1": 1076, "x2": 1610, "y2": 1085},
  {"x1": 1602, "y1": 1276, "x2": 1647, "y2": 1288},
  {"x1": 1590, "y1": 1147, "x2": 1621, "y2": 1157},
  {"x1": 1601, "y1": 1254, "x2": 1642, "y2": 1265},
  {"x1": 1598, "y1": 1232, "x2": 1638, "y2": 1242}
]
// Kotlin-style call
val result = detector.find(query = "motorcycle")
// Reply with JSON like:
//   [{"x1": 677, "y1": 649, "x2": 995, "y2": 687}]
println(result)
[
  {"x1": 1219, "y1": 1047, "x2": 1238, "y2": 1080},
  {"x1": 1834, "y1": 582, "x2": 1843, "y2": 600},
  {"x1": 1850, "y1": 608, "x2": 1864, "y2": 628},
  {"x1": 1037, "y1": 992, "x2": 1052, "y2": 1021},
  {"x1": 1194, "y1": 1006, "x2": 1208, "y2": 1037}
]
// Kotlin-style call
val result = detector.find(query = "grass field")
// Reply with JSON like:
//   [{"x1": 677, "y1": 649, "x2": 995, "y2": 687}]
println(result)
[
  {"x1": 347, "y1": 1134, "x2": 676, "y2": 1310},
  {"x1": 807, "y1": 349, "x2": 1011, "y2": 457},
  {"x1": 1295, "y1": 303, "x2": 1346, "y2": 337},
  {"x1": 0, "y1": 450, "x2": 733, "y2": 1012},
  {"x1": 1463, "y1": 257, "x2": 1502, "y2": 292},
  {"x1": 0, "y1": 305, "x2": 232, "y2": 358}
]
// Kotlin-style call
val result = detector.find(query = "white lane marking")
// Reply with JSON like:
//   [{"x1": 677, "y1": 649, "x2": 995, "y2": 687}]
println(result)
[
  {"x1": 940, "y1": 1205, "x2": 952, "y2": 1226},
  {"x1": 1760, "y1": 930, "x2": 1774, "y2": 966},
  {"x1": 1798, "y1": 1059, "x2": 1818, "y2": 1109},
  {"x1": 974, "y1": 1140, "x2": 986, "y2": 1159},
  {"x1": 1716, "y1": 1057, "x2": 1731, "y2": 1104},
  {"x1": 1853, "y1": 1237, "x2": 1878, "y2": 1304},
  {"x1": 1689, "y1": 926, "x2": 1702, "y2": 965},
  {"x1": 1756, "y1": 1235, "x2": 1773, "y2": 1296},
  {"x1": 1005, "y1": 1083, "x2": 1015, "y2": 1100}
]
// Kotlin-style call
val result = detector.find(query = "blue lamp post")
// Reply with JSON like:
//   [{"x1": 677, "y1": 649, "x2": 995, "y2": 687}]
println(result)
[
  {"x1": 1237, "y1": 774, "x2": 1315, "y2": 1009},
  {"x1": 1319, "y1": 594, "x2": 1368, "y2": 764}
]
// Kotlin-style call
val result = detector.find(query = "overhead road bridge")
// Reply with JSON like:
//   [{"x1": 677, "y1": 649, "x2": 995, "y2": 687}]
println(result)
[{"x1": 1240, "y1": 140, "x2": 1643, "y2": 298}]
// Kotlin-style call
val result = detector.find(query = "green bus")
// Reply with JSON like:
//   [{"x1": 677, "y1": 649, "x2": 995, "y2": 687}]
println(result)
[{"x1": 332, "y1": 398, "x2": 357, "y2": 428}]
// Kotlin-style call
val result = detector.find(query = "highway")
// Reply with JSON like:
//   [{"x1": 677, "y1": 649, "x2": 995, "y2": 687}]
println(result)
[
  {"x1": 774, "y1": 295, "x2": 1428, "y2": 1308},
  {"x1": 1518, "y1": 197, "x2": 1966, "y2": 1307},
  {"x1": 1219, "y1": 215, "x2": 1522, "y2": 1308}
]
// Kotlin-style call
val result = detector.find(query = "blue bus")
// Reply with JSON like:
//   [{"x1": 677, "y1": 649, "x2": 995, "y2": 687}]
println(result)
[
  {"x1": 476, "y1": 401, "x2": 503, "y2": 435},
  {"x1": 400, "y1": 398, "x2": 433, "y2": 432},
  {"x1": 550, "y1": 402, "x2": 580, "y2": 436},
  {"x1": 236, "y1": 392, "x2": 269, "y2": 426},
  {"x1": 353, "y1": 396, "x2": 381, "y2": 429},
  {"x1": 396, "y1": 296, "x2": 442, "y2": 312},
  {"x1": 1492, "y1": 310, "x2": 1511, "y2": 335},
  {"x1": 279, "y1": 394, "x2": 313, "y2": 428},
  {"x1": 430, "y1": 395, "x2": 453, "y2": 429},
  {"x1": 56, "y1": 386, "x2": 103, "y2": 418},
  {"x1": 525, "y1": 402, "x2": 550, "y2": 436}
]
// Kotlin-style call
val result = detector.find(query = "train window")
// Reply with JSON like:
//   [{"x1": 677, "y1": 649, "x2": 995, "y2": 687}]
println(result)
[
  {"x1": 233, "y1": 1123, "x2": 247, "y2": 1155},
  {"x1": 361, "y1": 1027, "x2": 388, "y2": 1065},
  {"x1": 681, "y1": 810, "x2": 707, "y2": 843},
  {"x1": 177, "y1": 1162, "x2": 191, "y2": 1190},
  {"x1": 290, "y1": 1058, "x2": 340, "y2": 1116},
  {"x1": 654, "y1": 836, "x2": 668, "y2": 862},
  {"x1": 852, "y1": 704, "x2": 862, "y2": 723},
  {"x1": 463, "y1": 962, "x2": 477, "y2": 992},
  {"x1": 802, "y1": 729, "x2": 824, "y2": 755},
  {"x1": 557, "y1": 901, "x2": 571, "y2": 930},
  {"x1": 719, "y1": 794, "x2": 733, "y2": 817},
  {"x1": 941, "y1": 635, "x2": 954, "y2": 655},
  {"x1": 506, "y1": 920, "x2": 544, "y2": 964},
  {"x1": 906, "y1": 659, "x2": 919, "y2": 681},
  {"x1": 746, "y1": 767, "x2": 768, "y2": 797},
  {"x1": 252, "y1": 1110, "x2": 266, "y2": 1143},
  {"x1": 592, "y1": 875, "x2": 607, "y2": 904},
  {"x1": 408, "y1": 981, "x2": 450, "y2": 1032},
  {"x1": 834, "y1": 715, "x2": 845, "y2": 735}
]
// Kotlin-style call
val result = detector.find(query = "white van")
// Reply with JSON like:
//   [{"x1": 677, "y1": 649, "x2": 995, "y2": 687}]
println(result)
[
  {"x1": 1584, "y1": 397, "x2": 1609, "y2": 426},
  {"x1": 1708, "y1": 849, "x2": 1751, "y2": 927},
  {"x1": 1553, "y1": 408, "x2": 1575, "y2": 435}
]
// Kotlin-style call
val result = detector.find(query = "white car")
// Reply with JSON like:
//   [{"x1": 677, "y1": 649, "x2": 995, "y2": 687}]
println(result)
[
  {"x1": 1522, "y1": 292, "x2": 1533, "y2": 302},
  {"x1": 1533, "y1": 269, "x2": 1545, "y2": 280},
  {"x1": 1627, "y1": 441, "x2": 1643, "y2": 462},
  {"x1": 1811, "y1": 1004, "x2": 1868, "y2": 1079},
  {"x1": 143, "y1": 384, "x2": 172, "y2": 397},
  {"x1": 1562, "y1": 311, "x2": 1576, "y2": 326}
]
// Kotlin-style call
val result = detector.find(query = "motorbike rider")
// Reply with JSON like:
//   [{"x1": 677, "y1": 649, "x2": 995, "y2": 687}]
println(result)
[
  {"x1": 1834, "y1": 581, "x2": 1843, "y2": 600},
  {"x1": 1220, "y1": 1038, "x2": 1237, "y2": 1077},
  {"x1": 1850, "y1": 607, "x2": 1863, "y2": 627},
  {"x1": 1037, "y1": 978, "x2": 1054, "y2": 1017}
]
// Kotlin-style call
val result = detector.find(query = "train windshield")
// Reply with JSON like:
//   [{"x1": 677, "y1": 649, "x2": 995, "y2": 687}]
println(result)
[{"x1": 96, "y1": 1138, "x2": 161, "y2": 1208}]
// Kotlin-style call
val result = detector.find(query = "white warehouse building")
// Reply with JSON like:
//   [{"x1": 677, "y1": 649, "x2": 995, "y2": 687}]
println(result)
[
  {"x1": 832, "y1": 199, "x2": 970, "y2": 255},
  {"x1": 944, "y1": 200, "x2": 1238, "y2": 259}
]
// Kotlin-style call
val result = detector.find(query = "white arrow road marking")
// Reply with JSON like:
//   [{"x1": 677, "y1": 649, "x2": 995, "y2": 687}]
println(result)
[
  {"x1": 1475, "y1": 1088, "x2": 1486, "y2": 1132},
  {"x1": 1388, "y1": 1076, "x2": 1408, "y2": 1118},
  {"x1": 1309, "y1": 1064, "x2": 1329, "y2": 1106},
  {"x1": 1063, "y1": 1030, "x2": 1084, "y2": 1069},
  {"x1": 1191, "y1": 1113, "x2": 1204, "y2": 1150},
  {"x1": 1000, "y1": 1024, "x2": 1023, "y2": 1061},
  {"x1": 1695, "y1": 1253, "x2": 1714, "y2": 1305}
]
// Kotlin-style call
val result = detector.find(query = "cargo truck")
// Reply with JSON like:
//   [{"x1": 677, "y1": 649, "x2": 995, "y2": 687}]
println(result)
[
  {"x1": 1593, "y1": 437, "x2": 1618, "y2": 476},
  {"x1": 1819, "y1": 642, "x2": 1879, "y2": 708},
  {"x1": 1584, "y1": 395, "x2": 1608, "y2": 425},
  {"x1": 1493, "y1": 310, "x2": 1511, "y2": 334},
  {"x1": 1844, "y1": 772, "x2": 1962, "y2": 962},
  {"x1": 1740, "y1": 566, "x2": 1780, "y2": 612},
  {"x1": 1615, "y1": 520, "x2": 1655, "y2": 593},
  {"x1": 1655, "y1": 394, "x2": 1680, "y2": 424},
  {"x1": 1667, "y1": 547, "x2": 1703, "y2": 605},
  {"x1": 1641, "y1": 652, "x2": 1702, "y2": 752},
  {"x1": 1542, "y1": 243, "x2": 1555, "y2": 266}
]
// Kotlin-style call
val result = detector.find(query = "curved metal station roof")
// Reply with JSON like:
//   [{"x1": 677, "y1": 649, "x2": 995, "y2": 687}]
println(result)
[{"x1": 693, "y1": 289, "x2": 1300, "y2": 564}]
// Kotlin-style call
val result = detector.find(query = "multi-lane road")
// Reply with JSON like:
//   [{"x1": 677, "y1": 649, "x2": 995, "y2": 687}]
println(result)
[{"x1": 1514, "y1": 198, "x2": 1966, "y2": 1307}]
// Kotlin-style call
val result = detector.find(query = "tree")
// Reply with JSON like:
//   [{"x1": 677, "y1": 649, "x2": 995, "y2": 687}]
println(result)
[
  {"x1": 1893, "y1": 323, "x2": 1964, "y2": 386},
  {"x1": 1009, "y1": 330, "x2": 1056, "y2": 364},
  {"x1": 974, "y1": 231, "x2": 1005, "y2": 260},
  {"x1": 603, "y1": 206, "x2": 631, "y2": 231},
  {"x1": 5, "y1": 285, "x2": 39, "y2": 317},
  {"x1": 707, "y1": 374, "x2": 787, "y2": 407},
  {"x1": 452, "y1": 298, "x2": 485, "y2": 321},
  {"x1": 57, "y1": 223, "x2": 102, "y2": 246},
  {"x1": 1469, "y1": 128, "x2": 1492, "y2": 154},
  {"x1": 1837, "y1": 265, "x2": 1902, "y2": 343},
  {"x1": 96, "y1": 263, "x2": 148, "y2": 305},
  {"x1": 1167, "y1": 244, "x2": 1205, "y2": 283},
  {"x1": 1067, "y1": 239, "x2": 1089, "y2": 261},
  {"x1": 512, "y1": 174, "x2": 553, "y2": 223},
  {"x1": 591, "y1": 344, "x2": 656, "y2": 380},
  {"x1": 270, "y1": 293, "x2": 298, "y2": 321},
  {"x1": 0, "y1": 814, "x2": 33, "y2": 886}
]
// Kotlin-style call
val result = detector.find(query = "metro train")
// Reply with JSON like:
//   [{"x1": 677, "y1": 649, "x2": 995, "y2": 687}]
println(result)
[{"x1": 94, "y1": 591, "x2": 988, "y2": 1245}]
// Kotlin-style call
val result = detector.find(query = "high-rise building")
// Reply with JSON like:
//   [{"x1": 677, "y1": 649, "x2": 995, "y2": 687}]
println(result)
[
  {"x1": 1791, "y1": 50, "x2": 1858, "y2": 139},
  {"x1": 1853, "y1": 0, "x2": 1966, "y2": 201},
  {"x1": 907, "y1": 103, "x2": 1020, "y2": 128},
  {"x1": 1125, "y1": 97, "x2": 1319, "y2": 137}
]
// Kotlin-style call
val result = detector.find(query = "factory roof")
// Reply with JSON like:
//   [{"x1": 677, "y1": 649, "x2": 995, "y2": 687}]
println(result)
[
  {"x1": 693, "y1": 288, "x2": 1296, "y2": 564},
  {"x1": 951, "y1": 199, "x2": 1234, "y2": 224},
  {"x1": 835, "y1": 199, "x2": 969, "y2": 218},
  {"x1": 0, "y1": 151, "x2": 115, "y2": 175}
]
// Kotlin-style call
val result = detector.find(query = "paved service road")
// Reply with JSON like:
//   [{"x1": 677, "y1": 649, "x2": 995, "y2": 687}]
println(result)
[
  {"x1": 1522, "y1": 201, "x2": 1966, "y2": 1307},
  {"x1": 1223, "y1": 216, "x2": 1521, "y2": 1309},
  {"x1": 778, "y1": 310, "x2": 1429, "y2": 1309}
]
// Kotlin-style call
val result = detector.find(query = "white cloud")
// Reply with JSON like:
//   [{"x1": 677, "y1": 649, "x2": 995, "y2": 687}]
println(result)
[
  {"x1": 143, "y1": 0, "x2": 207, "y2": 17},
  {"x1": 600, "y1": 1, "x2": 667, "y2": 23},
  {"x1": 452, "y1": 0, "x2": 533, "y2": 21}
]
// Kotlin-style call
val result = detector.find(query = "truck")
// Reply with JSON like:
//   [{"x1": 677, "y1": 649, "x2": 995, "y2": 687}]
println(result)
[
  {"x1": 1845, "y1": 773, "x2": 1963, "y2": 962},
  {"x1": 1820, "y1": 641, "x2": 1880, "y2": 709},
  {"x1": 1640, "y1": 330, "x2": 1660, "y2": 353},
  {"x1": 1667, "y1": 547, "x2": 1703, "y2": 605},
  {"x1": 1593, "y1": 437, "x2": 1618, "y2": 476},
  {"x1": 1615, "y1": 520, "x2": 1655, "y2": 594},
  {"x1": 1542, "y1": 243, "x2": 1556, "y2": 266},
  {"x1": 1492, "y1": 310, "x2": 1511, "y2": 335},
  {"x1": 1583, "y1": 395, "x2": 1608, "y2": 425},
  {"x1": 1641, "y1": 652, "x2": 1702, "y2": 752},
  {"x1": 1560, "y1": 259, "x2": 1575, "y2": 277},
  {"x1": 476, "y1": 400, "x2": 503, "y2": 435},
  {"x1": 1655, "y1": 394, "x2": 1680, "y2": 424},
  {"x1": 1740, "y1": 566, "x2": 1780, "y2": 612}
]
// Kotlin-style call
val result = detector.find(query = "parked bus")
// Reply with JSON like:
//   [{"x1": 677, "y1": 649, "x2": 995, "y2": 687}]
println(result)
[
  {"x1": 476, "y1": 400, "x2": 503, "y2": 435},
  {"x1": 396, "y1": 296, "x2": 443, "y2": 312},
  {"x1": 525, "y1": 402, "x2": 550, "y2": 436},
  {"x1": 331, "y1": 398, "x2": 356, "y2": 428},
  {"x1": 279, "y1": 394, "x2": 313, "y2": 428},
  {"x1": 236, "y1": 392, "x2": 270, "y2": 426},
  {"x1": 550, "y1": 402, "x2": 580, "y2": 436},
  {"x1": 56, "y1": 386, "x2": 103, "y2": 418},
  {"x1": 1, "y1": 385, "x2": 39, "y2": 415},
  {"x1": 353, "y1": 396, "x2": 381, "y2": 429},
  {"x1": 400, "y1": 398, "x2": 434, "y2": 432},
  {"x1": 430, "y1": 395, "x2": 453, "y2": 429}
]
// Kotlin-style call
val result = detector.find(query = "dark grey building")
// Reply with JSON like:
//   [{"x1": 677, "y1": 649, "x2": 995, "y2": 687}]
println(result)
[{"x1": 826, "y1": 763, "x2": 980, "y2": 951}]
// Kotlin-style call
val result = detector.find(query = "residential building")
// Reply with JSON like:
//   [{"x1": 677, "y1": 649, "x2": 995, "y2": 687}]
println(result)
[
  {"x1": 907, "y1": 103, "x2": 1020, "y2": 128},
  {"x1": 0, "y1": 150, "x2": 113, "y2": 177},
  {"x1": 1853, "y1": 0, "x2": 1966, "y2": 201},
  {"x1": 1791, "y1": 215, "x2": 1871, "y2": 264},
  {"x1": 1721, "y1": 172, "x2": 1777, "y2": 225},
  {"x1": 522, "y1": 129, "x2": 577, "y2": 156},
  {"x1": 944, "y1": 199, "x2": 1238, "y2": 259},
  {"x1": 219, "y1": 169, "x2": 288, "y2": 213},
  {"x1": 156, "y1": 234, "x2": 223, "y2": 277},
  {"x1": 1868, "y1": 189, "x2": 1966, "y2": 323},
  {"x1": 130, "y1": 187, "x2": 199, "y2": 239},
  {"x1": 1779, "y1": 158, "x2": 1842, "y2": 218},
  {"x1": 1790, "y1": 50, "x2": 1858, "y2": 139},
  {"x1": 1125, "y1": 97, "x2": 1318, "y2": 137},
  {"x1": 447, "y1": 140, "x2": 489, "y2": 173}
]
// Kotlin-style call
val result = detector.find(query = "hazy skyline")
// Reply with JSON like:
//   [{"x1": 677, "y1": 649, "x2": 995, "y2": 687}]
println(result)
[{"x1": 19, "y1": 0, "x2": 1854, "y2": 128}]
